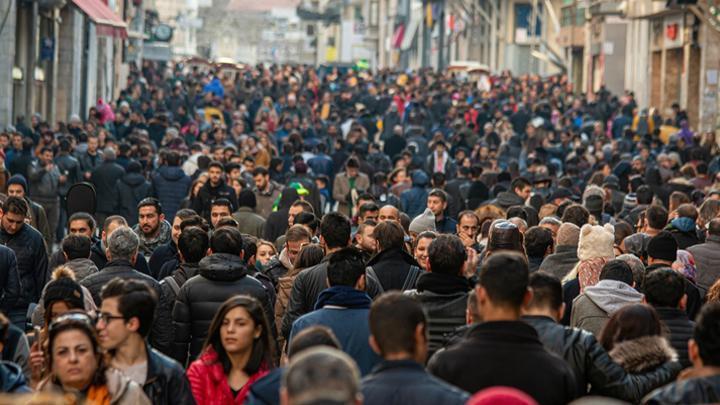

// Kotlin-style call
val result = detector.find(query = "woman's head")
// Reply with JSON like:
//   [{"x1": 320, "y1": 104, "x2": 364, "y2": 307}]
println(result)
[
  {"x1": 47, "y1": 312, "x2": 105, "y2": 391},
  {"x1": 43, "y1": 267, "x2": 86, "y2": 327},
  {"x1": 599, "y1": 304, "x2": 663, "y2": 351},
  {"x1": 204, "y1": 295, "x2": 275, "y2": 375},
  {"x1": 293, "y1": 243, "x2": 324, "y2": 271},
  {"x1": 413, "y1": 231, "x2": 437, "y2": 270},
  {"x1": 256, "y1": 240, "x2": 277, "y2": 266}
]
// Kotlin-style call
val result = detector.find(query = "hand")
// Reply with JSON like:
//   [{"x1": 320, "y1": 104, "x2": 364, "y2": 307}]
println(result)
[
  {"x1": 463, "y1": 247, "x2": 479, "y2": 278},
  {"x1": 59, "y1": 175, "x2": 67, "y2": 184},
  {"x1": 29, "y1": 341, "x2": 44, "y2": 382},
  {"x1": 45, "y1": 163, "x2": 54, "y2": 171},
  {"x1": 84, "y1": 172, "x2": 91, "y2": 180},
  {"x1": 459, "y1": 232, "x2": 475, "y2": 248}
]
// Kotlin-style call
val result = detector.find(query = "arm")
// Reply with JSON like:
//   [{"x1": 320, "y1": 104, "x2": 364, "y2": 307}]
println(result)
[
  {"x1": 186, "y1": 363, "x2": 207, "y2": 405},
  {"x1": 170, "y1": 364, "x2": 197, "y2": 405},
  {"x1": 172, "y1": 287, "x2": 192, "y2": 366},
  {"x1": 33, "y1": 243, "x2": 49, "y2": 304},
  {"x1": 280, "y1": 272, "x2": 309, "y2": 340},
  {"x1": 150, "y1": 284, "x2": 174, "y2": 356},
  {"x1": 332, "y1": 176, "x2": 346, "y2": 202},
  {"x1": 0, "y1": 250, "x2": 21, "y2": 313},
  {"x1": 27, "y1": 163, "x2": 45, "y2": 182}
]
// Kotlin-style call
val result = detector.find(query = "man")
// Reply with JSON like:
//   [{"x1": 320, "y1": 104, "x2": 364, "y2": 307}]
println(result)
[
  {"x1": 132, "y1": 198, "x2": 172, "y2": 261},
  {"x1": 362, "y1": 292, "x2": 470, "y2": 404},
  {"x1": 233, "y1": 189, "x2": 265, "y2": 238},
  {"x1": 281, "y1": 212, "x2": 382, "y2": 340},
  {"x1": 48, "y1": 212, "x2": 97, "y2": 269},
  {"x1": 522, "y1": 272, "x2": 681, "y2": 402},
  {"x1": 492, "y1": 177, "x2": 531, "y2": 210},
  {"x1": 644, "y1": 268, "x2": 694, "y2": 368},
  {"x1": 445, "y1": 167, "x2": 471, "y2": 218},
  {"x1": 354, "y1": 220, "x2": 377, "y2": 260},
  {"x1": 91, "y1": 147, "x2": 124, "y2": 226},
  {"x1": 263, "y1": 225, "x2": 312, "y2": 286},
  {"x1": 456, "y1": 211, "x2": 480, "y2": 252},
  {"x1": 54, "y1": 138, "x2": 81, "y2": 239},
  {"x1": 0, "y1": 197, "x2": 48, "y2": 325},
  {"x1": 208, "y1": 198, "x2": 233, "y2": 229},
  {"x1": 378, "y1": 205, "x2": 400, "y2": 222},
  {"x1": 367, "y1": 220, "x2": 421, "y2": 291},
  {"x1": 333, "y1": 158, "x2": 370, "y2": 217},
  {"x1": 90, "y1": 215, "x2": 150, "y2": 275},
  {"x1": 539, "y1": 222, "x2": 580, "y2": 280},
  {"x1": 192, "y1": 161, "x2": 238, "y2": 222},
  {"x1": 151, "y1": 150, "x2": 191, "y2": 222},
  {"x1": 429, "y1": 252, "x2": 577, "y2": 404},
  {"x1": 622, "y1": 205, "x2": 667, "y2": 260},
  {"x1": 307, "y1": 143, "x2": 335, "y2": 178},
  {"x1": 665, "y1": 203, "x2": 700, "y2": 249},
  {"x1": 401, "y1": 170, "x2": 430, "y2": 219},
  {"x1": 281, "y1": 347, "x2": 362, "y2": 405},
  {"x1": 524, "y1": 226, "x2": 554, "y2": 273},
  {"x1": 60, "y1": 234, "x2": 98, "y2": 281},
  {"x1": 643, "y1": 303, "x2": 720, "y2": 403},
  {"x1": 78, "y1": 134, "x2": 103, "y2": 180},
  {"x1": 570, "y1": 260, "x2": 643, "y2": 336},
  {"x1": 357, "y1": 202, "x2": 379, "y2": 225},
  {"x1": 253, "y1": 166, "x2": 283, "y2": 219},
  {"x1": 406, "y1": 234, "x2": 473, "y2": 355},
  {"x1": 28, "y1": 147, "x2": 61, "y2": 244},
  {"x1": 0, "y1": 313, "x2": 30, "y2": 393},
  {"x1": 427, "y1": 189, "x2": 456, "y2": 234},
  {"x1": 173, "y1": 227, "x2": 273, "y2": 364},
  {"x1": 148, "y1": 209, "x2": 197, "y2": 280},
  {"x1": 289, "y1": 247, "x2": 381, "y2": 375},
  {"x1": 687, "y1": 217, "x2": 720, "y2": 294},
  {"x1": 6, "y1": 174, "x2": 52, "y2": 250},
  {"x1": 96, "y1": 278, "x2": 193, "y2": 404}
]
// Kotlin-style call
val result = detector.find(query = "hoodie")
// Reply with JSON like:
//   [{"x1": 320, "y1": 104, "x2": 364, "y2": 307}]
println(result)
[
  {"x1": 584, "y1": 279, "x2": 644, "y2": 315},
  {"x1": 493, "y1": 191, "x2": 525, "y2": 210},
  {"x1": 0, "y1": 361, "x2": 30, "y2": 393},
  {"x1": 401, "y1": 170, "x2": 430, "y2": 218}
]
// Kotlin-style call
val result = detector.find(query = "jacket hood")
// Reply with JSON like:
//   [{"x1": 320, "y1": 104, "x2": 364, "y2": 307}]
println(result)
[
  {"x1": 495, "y1": 191, "x2": 525, "y2": 207},
  {"x1": 278, "y1": 248, "x2": 293, "y2": 271},
  {"x1": 584, "y1": 279, "x2": 643, "y2": 314},
  {"x1": 121, "y1": 172, "x2": 146, "y2": 187},
  {"x1": 609, "y1": 335, "x2": 677, "y2": 373},
  {"x1": 366, "y1": 247, "x2": 419, "y2": 267},
  {"x1": 277, "y1": 188, "x2": 300, "y2": 211},
  {"x1": 0, "y1": 362, "x2": 28, "y2": 393},
  {"x1": 158, "y1": 165, "x2": 186, "y2": 181},
  {"x1": 198, "y1": 253, "x2": 250, "y2": 281},
  {"x1": 411, "y1": 170, "x2": 429, "y2": 187}
]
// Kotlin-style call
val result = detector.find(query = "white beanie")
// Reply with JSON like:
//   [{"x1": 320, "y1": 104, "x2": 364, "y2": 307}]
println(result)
[{"x1": 409, "y1": 209, "x2": 436, "y2": 234}]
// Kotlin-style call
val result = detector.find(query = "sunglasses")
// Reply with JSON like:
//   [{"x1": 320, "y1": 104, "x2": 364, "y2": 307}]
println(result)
[{"x1": 48, "y1": 312, "x2": 95, "y2": 332}]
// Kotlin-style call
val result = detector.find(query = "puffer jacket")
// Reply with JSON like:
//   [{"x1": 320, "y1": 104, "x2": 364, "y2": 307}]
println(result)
[
  {"x1": 0, "y1": 361, "x2": 30, "y2": 393},
  {"x1": 522, "y1": 315, "x2": 681, "y2": 402},
  {"x1": 0, "y1": 224, "x2": 48, "y2": 317},
  {"x1": 64, "y1": 258, "x2": 99, "y2": 281},
  {"x1": 400, "y1": 171, "x2": 429, "y2": 219},
  {"x1": 643, "y1": 373, "x2": 720, "y2": 404},
  {"x1": 116, "y1": 172, "x2": 153, "y2": 226},
  {"x1": 538, "y1": 245, "x2": 579, "y2": 280},
  {"x1": 570, "y1": 279, "x2": 644, "y2": 336},
  {"x1": 172, "y1": 254, "x2": 273, "y2": 365},
  {"x1": 154, "y1": 263, "x2": 199, "y2": 357},
  {"x1": 143, "y1": 343, "x2": 196, "y2": 405},
  {"x1": 152, "y1": 166, "x2": 191, "y2": 222},
  {"x1": 687, "y1": 234, "x2": 720, "y2": 293},
  {"x1": 654, "y1": 307, "x2": 694, "y2": 368}
]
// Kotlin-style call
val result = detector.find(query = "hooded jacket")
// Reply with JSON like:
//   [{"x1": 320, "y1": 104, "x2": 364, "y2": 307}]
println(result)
[
  {"x1": 366, "y1": 247, "x2": 420, "y2": 291},
  {"x1": 666, "y1": 217, "x2": 700, "y2": 249},
  {"x1": 172, "y1": 253, "x2": 273, "y2": 365},
  {"x1": 152, "y1": 166, "x2": 191, "y2": 222},
  {"x1": 401, "y1": 171, "x2": 429, "y2": 219},
  {"x1": 116, "y1": 172, "x2": 153, "y2": 226},
  {"x1": 0, "y1": 224, "x2": 48, "y2": 315},
  {"x1": 570, "y1": 280, "x2": 644, "y2": 336},
  {"x1": 538, "y1": 245, "x2": 579, "y2": 280},
  {"x1": 0, "y1": 361, "x2": 30, "y2": 394},
  {"x1": 91, "y1": 159, "x2": 125, "y2": 213},
  {"x1": 263, "y1": 188, "x2": 300, "y2": 242},
  {"x1": 643, "y1": 373, "x2": 720, "y2": 404},
  {"x1": 192, "y1": 179, "x2": 238, "y2": 223}
]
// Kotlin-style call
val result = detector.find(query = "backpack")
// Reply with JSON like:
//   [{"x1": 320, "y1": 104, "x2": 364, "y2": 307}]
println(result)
[
  {"x1": 161, "y1": 276, "x2": 181, "y2": 297},
  {"x1": 366, "y1": 265, "x2": 422, "y2": 293}
]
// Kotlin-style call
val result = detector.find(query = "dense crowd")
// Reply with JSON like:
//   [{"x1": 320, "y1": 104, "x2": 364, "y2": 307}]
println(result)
[{"x1": 0, "y1": 61, "x2": 717, "y2": 404}]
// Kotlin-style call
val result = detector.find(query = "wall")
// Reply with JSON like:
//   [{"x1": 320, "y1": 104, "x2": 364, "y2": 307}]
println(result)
[{"x1": 0, "y1": 0, "x2": 17, "y2": 126}]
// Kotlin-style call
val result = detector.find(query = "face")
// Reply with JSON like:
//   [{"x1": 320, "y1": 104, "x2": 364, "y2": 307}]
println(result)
[
  {"x1": 286, "y1": 239, "x2": 309, "y2": 265},
  {"x1": 221, "y1": 307, "x2": 260, "y2": 355},
  {"x1": 51, "y1": 330, "x2": 98, "y2": 391},
  {"x1": 68, "y1": 219, "x2": 93, "y2": 238},
  {"x1": 208, "y1": 166, "x2": 223, "y2": 184},
  {"x1": 360, "y1": 210, "x2": 378, "y2": 224},
  {"x1": 11, "y1": 135, "x2": 21, "y2": 150},
  {"x1": 96, "y1": 297, "x2": 130, "y2": 350},
  {"x1": 7, "y1": 184, "x2": 25, "y2": 198},
  {"x1": 138, "y1": 206, "x2": 163, "y2": 237},
  {"x1": 87, "y1": 137, "x2": 98, "y2": 153},
  {"x1": 540, "y1": 222, "x2": 560, "y2": 240},
  {"x1": 42, "y1": 150, "x2": 54, "y2": 165},
  {"x1": 49, "y1": 301, "x2": 71, "y2": 323},
  {"x1": 171, "y1": 216, "x2": 183, "y2": 244},
  {"x1": 347, "y1": 167, "x2": 359, "y2": 178},
  {"x1": 427, "y1": 196, "x2": 446, "y2": 217},
  {"x1": 288, "y1": 206, "x2": 304, "y2": 227},
  {"x1": 1, "y1": 211, "x2": 25, "y2": 235},
  {"x1": 457, "y1": 215, "x2": 480, "y2": 241},
  {"x1": 356, "y1": 226, "x2": 376, "y2": 253},
  {"x1": 211, "y1": 205, "x2": 232, "y2": 228},
  {"x1": 254, "y1": 174, "x2": 269, "y2": 190},
  {"x1": 414, "y1": 237, "x2": 433, "y2": 270},
  {"x1": 378, "y1": 207, "x2": 399, "y2": 222},
  {"x1": 213, "y1": 149, "x2": 224, "y2": 162},
  {"x1": 515, "y1": 185, "x2": 532, "y2": 201},
  {"x1": 256, "y1": 245, "x2": 275, "y2": 266}
]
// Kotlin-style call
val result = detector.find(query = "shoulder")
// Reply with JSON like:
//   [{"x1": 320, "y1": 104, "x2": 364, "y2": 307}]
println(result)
[{"x1": 149, "y1": 348, "x2": 185, "y2": 375}]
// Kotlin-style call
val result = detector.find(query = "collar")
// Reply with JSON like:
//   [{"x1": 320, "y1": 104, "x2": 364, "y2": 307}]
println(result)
[
  {"x1": 237, "y1": 206, "x2": 254, "y2": 213},
  {"x1": 104, "y1": 259, "x2": 134, "y2": 269},
  {"x1": 520, "y1": 315, "x2": 556, "y2": 324},
  {"x1": 467, "y1": 320, "x2": 542, "y2": 344},
  {"x1": 554, "y1": 244, "x2": 578, "y2": 254},
  {"x1": 370, "y1": 359, "x2": 424, "y2": 375}
]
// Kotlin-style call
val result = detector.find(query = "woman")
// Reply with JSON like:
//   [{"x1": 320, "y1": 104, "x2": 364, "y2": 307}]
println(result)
[
  {"x1": 564, "y1": 224, "x2": 615, "y2": 291},
  {"x1": 599, "y1": 304, "x2": 677, "y2": 373},
  {"x1": 413, "y1": 231, "x2": 437, "y2": 271},
  {"x1": 187, "y1": 296, "x2": 275, "y2": 404},
  {"x1": 39, "y1": 311, "x2": 150, "y2": 404},
  {"x1": 181, "y1": 177, "x2": 207, "y2": 210},
  {"x1": 255, "y1": 241, "x2": 278, "y2": 271}
]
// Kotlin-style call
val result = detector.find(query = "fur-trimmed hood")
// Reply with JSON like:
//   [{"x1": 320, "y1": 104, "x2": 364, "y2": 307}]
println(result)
[{"x1": 609, "y1": 335, "x2": 677, "y2": 373}]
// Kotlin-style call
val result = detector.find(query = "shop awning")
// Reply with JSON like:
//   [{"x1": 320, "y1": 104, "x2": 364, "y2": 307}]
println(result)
[{"x1": 72, "y1": 0, "x2": 128, "y2": 38}]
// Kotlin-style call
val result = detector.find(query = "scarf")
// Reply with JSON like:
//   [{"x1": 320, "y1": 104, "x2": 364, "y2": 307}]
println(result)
[
  {"x1": 415, "y1": 272, "x2": 472, "y2": 295},
  {"x1": 578, "y1": 257, "x2": 610, "y2": 292},
  {"x1": 434, "y1": 150, "x2": 449, "y2": 173},
  {"x1": 314, "y1": 285, "x2": 371, "y2": 311}
]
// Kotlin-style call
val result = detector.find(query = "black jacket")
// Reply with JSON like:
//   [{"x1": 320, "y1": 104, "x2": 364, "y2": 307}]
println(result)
[
  {"x1": 429, "y1": 321, "x2": 578, "y2": 405},
  {"x1": 646, "y1": 263, "x2": 701, "y2": 321},
  {"x1": 262, "y1": 188, "x2": 300, "y2": 242},
  {"x1": 0, "y1": 246, "x2": 21, "y2": 316},
  {"x1": 172, "y1": 253, "x2": 273, "y2": 365},
  {"x1": 280, "y1": 254, "x2": 383, "y2": 339},
  {"x1": 149, "y1": 242, "x2": 178, "y2": 280},
  {"x1": 191, "y1": 180, "x2": 238, "y2": 222},
  {"x1": 654, "y1": 307, "x2": 694, "y2": 368},
  {"x1": 0, "y1": 224, "x2": 48, "y2": 312},
  {"x1": 154, "y1": 263, "x2": 199, "y2": 356},
  {"x1": 89, "y1": 240, "x2": 150, "y2": 275},
  {"x1": 115, "y1": 172, "x2": 152, "y2": 226},
  {"x1": 91, "y1": 160, "x2": 125, "y2": 213},
  {"x1": 539, "y1": 245, "x2": 579, "y2": 280},
  {"x1": 522, "y1": 315, "x2": 680, "y2": 402},
  {"x1": 643, "y1": 374, "x2": 720, "y2": 404},
  {"x1": 143, "y1": 343, "x2": 196, "y2": 405},
  {"x1": 362, "y1": 360, "x2": 469, "y2": 405},
  {"x1": 80, "y1": 259, "x2": 161, "y2": 306},
  {"x1": 366, "y1": 248, "x2": 419, "y2": 291}
]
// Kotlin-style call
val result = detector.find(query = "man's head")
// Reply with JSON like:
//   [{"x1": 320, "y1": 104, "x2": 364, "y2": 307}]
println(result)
[
  {"x1": 354, "y1": 220, "x2": 377, "y2": 253},
  {"x1": 238, "y1": 189, "x2": 257, "y2": 210},
  {"x1": 428, "y1": 234, "x2": 467, "y2": 276},
  {"x1": 178, "y1": 226, "x2": 209, "y2": 265},
  {"x1": 357, "y1": 203, "x2": 379, "y2": 224},
  {"x1": 171, "y1": 209, "x2": 198, "y2": 244},
  {"x1": 427, "y1": 189, "x2": 448, "y2": 217},
  {"x1": 39, "y1": 147, "x2": 54, "y2": 165},
  {"x1": 208, "y1": 161, "x2": 225, "y2": 185},
  {"x1": 689, "y1": 302, "x2": 720, "y2": 368},
  {"x1": 378, "y1": 205, "x2": 399, "y2": 222},
  {"x1": 0, "y1": 197, "x2": 27, "y2": 235},
  {"x1": 645, "y1": 205, "x2": 668, "y2": 230},
  {"x1": 457, "y1": 211, "x2": 480, "y2": 242},
  {"x1": 87, "y1": 135, "x2": 99, "y2": 153},
  {"x1": 345, "y1": 158, "x2": 360, "y2": 178},
  {"x1": 373, "y1": 220, "x2": 405, "y2": 252},
  {"x1": 326, "y1": 247, "x2": 366, "y2": 289},
  {"x1": 102, "y1": 216, "x2": 128, "y2": 246},
  {"x1": 285, "y1": 225, "x2": 312, "y2": 265},
  {"x1": 288, "y1": 200, "x2": 314, "y2": 228},
  {"x1": 524, "y1": 272, "x2": 564, "y2": 322},
  {"x1": 523, "y1": 226, "x2": 554, "y2": 259},
  {"x1": 369, "y1": 292, "x2": 428, "y2": 364},
  {"x1": 561, "y1": 204, "x2": 590, "y2": 228},
  {"x1": 646, "y1": 231, "x2": 678, "y2": 264},
  {"x1": 6, "y1": 175, "x2": 28, "y2": 198},
  {"x1": 709, "y1": 218, "x2": 720, "y2": 237},
  {"x1": 106, "y1": 226, "x2": 139, "y2": 263},
  {"x1": 511, "y1": 177, "x2": 532, "y2": 201},
  {"x1": 477, "y1": 252, "x2": 531, "y2": 319},
  {"x1": 97, "y1": 278, "x2": 157, "y2": 350},
  {"x1": 281, "y1": 347, "x2": 361, "y2": 405},
  {"x1": 644, "y1": 268, "x2": 687, "y2": 309},
  {"x1": 68, "y1": 212, "x2": 96, "y2": 238},
  {"x1": 209, "y1": 227, "x2": 244, "y2": 256},
  {"x1": 253, "y1": 167, "x2": 270, "y2": 191},
  {"x1": 137, "y1": 198, "x2": 164, "y2": 238},
  {"x1": 210, "y1": 198, "x2": 233, "y2": 228},
  {"x1": 320, "y1": 212, "x2": 352, "y2": 251},
  {"x1": 599, "y1": 259, "x2": 634, "y2": 286},
  {"x1": 62, "y1": 234, "x2": 92, "y2": 261}
]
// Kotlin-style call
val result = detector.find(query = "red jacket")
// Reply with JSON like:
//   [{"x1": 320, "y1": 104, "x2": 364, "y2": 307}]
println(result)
[{"x1": 187, "y1": 347, "x2": 269, "y2": 405}]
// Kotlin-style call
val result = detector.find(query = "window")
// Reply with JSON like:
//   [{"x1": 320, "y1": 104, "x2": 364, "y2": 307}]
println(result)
[{"x1": 514, "y1": 3, "x2": 542, "y2": 37}]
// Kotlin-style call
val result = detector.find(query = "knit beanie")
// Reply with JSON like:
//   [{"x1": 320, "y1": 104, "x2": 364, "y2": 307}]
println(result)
[
  {"x1": 43, "y1": 277, "x2": 84, "y2": 311},
  {"x1": 557, "y1": 222, "x2": 580, "y2": 246},
  {"x1": 623, "y1": 193, "x2": 638, "y2": 211},
  {"x1": 409, "y1": 209, "x2": 436, "y2": 234},
  {"x1": 7, "y1": 174, "x2": 27, "y2": 193},
  {"x1": 577, "y1": 223, "x2": 615, "y2": 261},
  {"x1": 647, "y1": 231, "x2": 678, "y2": 262}
]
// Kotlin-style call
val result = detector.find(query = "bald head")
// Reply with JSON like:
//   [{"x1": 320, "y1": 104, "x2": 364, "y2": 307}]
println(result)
[{"x1": 378, "y1": 205, "x2": 400, "y2": 222}]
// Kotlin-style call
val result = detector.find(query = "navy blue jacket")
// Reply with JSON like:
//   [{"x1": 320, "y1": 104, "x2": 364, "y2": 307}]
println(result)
[
  {"x1": 152, "y1": 166, "x2": 191, "y2": 222},
  {"x1": 115, "y1": 172, "x2": 153, "y2": 226},
  {"x1": 246, "y1": 368, "x2": 282, "y2": 405},
  {"x1": 91, "y1": 160, "x2": 125, "y2": 213},
  {"x1": 0, "y1": 246, "x2": 21, "y2": 316},
  {"x1": 401, "y1": 171, "x2": 430, "y2": 219},
  {"x1": 0, "y1": 225, "x2": 48, "y2": 314},
  {"x1": 149, "y1": 242, "x2": 178, "y2": 280}
]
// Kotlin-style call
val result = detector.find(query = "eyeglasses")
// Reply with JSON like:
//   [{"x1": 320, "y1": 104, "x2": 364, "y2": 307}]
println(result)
[
  {"x1": 96, "y1": 312, "x2": 126, "y2": 325},
  {"x1": 48, "y1": 312, "x2": 95, "y2": 332}
]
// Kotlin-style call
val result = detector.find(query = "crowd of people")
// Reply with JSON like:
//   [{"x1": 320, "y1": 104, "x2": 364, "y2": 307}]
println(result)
[{"x1": 0, "y1": 60, "x2": 717, "y2": 404}]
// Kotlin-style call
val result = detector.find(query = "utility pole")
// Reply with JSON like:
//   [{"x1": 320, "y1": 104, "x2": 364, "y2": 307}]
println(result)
[
  {"x1": 421, "y1": 0, "x2": 429, "y2": 68},
  {"x1": 437, "y1": 0, "x2": 445, "y2": 71}
]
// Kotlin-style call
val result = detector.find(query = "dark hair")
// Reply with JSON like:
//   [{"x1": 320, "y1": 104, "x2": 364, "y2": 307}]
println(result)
[
  {"x1": 210, "y1": 227, "x2": 244, "y2": 255},
  {"x1": 644, "y1": 268, "x2": 686, "y2": 308},
  {"x1": 428, "y1": 234, "x2": 467, "y2": 275},
  {"x1": 293, "y1": 212, "x2": 319, "y2": 233},
  {"x1": 527, "y1": 272, "x2": 563, "y2": 310},
  {"x1": 636, "y1": 185, "x2": 653, "y2": 205},
  {"x1": 511, "y1": 177, "x2": 531, "y2": 193},
  {"x1": 3, "y1": 196, "x2": 28, "y2": 217},
  {"x1": 211, "y1": 197, "x2": 234, "y2": 212},
  {"x1": 676, "y1": 203, "x2": 698, "y2": 221},
  {"x1": 291, "y1": 199, "x2": 315, "y2": 214},
  {"x1": 215, "y1": 217, "x2": 239, "y2": 229},
  {"x1": 241, "y1": 235, "x2": 258, "y2": 263},
  {"x1": 561, "y1": 204, "x2": 589, "y2": 227},
  {"x1": 599, "y1": 304, "x2": 662, "y2": 351},
  {"x1": 599, "y1": 259, "x2": 634, "y2": 285},
  {"x1": 346, "y1": 157, "x2": 359, "y2": 169},
  {"x1": 327, "y1": 247, "x2": 366, "y2": 287},
  {"x1": 62, "y1": 234, "x2": 92, "y2": 260},
  {"x1": 358, "y1": 203, "x2": 379, "y2": 219},
  {"x1": 208, "y1": 160, "x2": 225, "y2": 171},
  {"x1": 68, "y1": 212, "x2": 96, "y2": 231},
  {"x1": 479, "y1": 252, "x2": 529, "y2": 309},
  {"x1": 523, "y1": 226, "x2": 554, "y2": 258},
  {"x1": 203, "y1": 295, "x2": 275, "y2": 375},
  {"x1": 369, "y1": 292, "x2": 426, "y2": 356},
  {"x1": 103, "y1": 215, "x2": 127, "y2": 231},
  {"x1": 506, "y1": 205, "x2": 528, "y2": 221},
  {"x1": 428, "y1": 188, "x2": 448, "y2": 203},
  {"x1": 47, "y1": 312, "x2": 106, "y2": 386},
  {"x1": 373, "y1": 220, "x2": 405, "y2": 251},
  {"x1": 708, "y1": 218, "x2": 720, "y2": 237},
  {"x1": 178, "y1": 227, "x2": 209, "y2": 264},
  {"x1": 286, "y1": 224, "x2": 313, "y2": 244},
  {"x1": 287, "y1": 326, "x2": 341, "y2": 358},
  {"x1": 165, "y1": 151, "x2": 181, "y2": 166},
  {"x1": 645, "y1": 205, "x2": 668, "y2": 230},
  {"x1": 670, "y1": 191, "x2": 690, "y2": 209},
  {"x1": 137, "y1": 197, "x2": 163, "y2": 215},
  {"x1": 413, "y1": 231, "x2": 438, "y2": 250},
  {"x1": 320, "y1": 212, "x2": 351, "y2": 249},
  {"x1": 0, "y1": 313, "x2": 8, "y2": 346},
  {"x1": 100, "y1": 278, "x2": 158, "y2": 337},
  {"x1": 252, "y1": 166, "x2": 269, "y2": 177},
  {"x1": 694, "y1": 302, "x2": 720, "y2": 366},
  {"x1": 293, "y1": 243, "x2": 325, "y2": 270}
]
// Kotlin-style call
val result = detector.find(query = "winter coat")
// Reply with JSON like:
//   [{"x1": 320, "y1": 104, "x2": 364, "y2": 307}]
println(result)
[
  {"x1": 149, "y1": 242, "x2": 178, "y2": 280},
  {"x1": 77, "y1": 151, "x2": 103, "y2": 175},
  {"x1": 64, "y1": 258, "x2": 99, "y2": 281},
  {"x1": 492, "y1": 191, "x2": 525, "y2": 211},
  {"x1": 80, "y1": 259, "x2": 161, "y2": 307},
  {"x1": 263, "y1": 248, "x2": 292, "y2": 288},
  {"x1": 143, "y1": 343, "x2": 196, "y2": 405},
  {"x1": 333, "y1": 171, "x2": 371, "y2": 216},
  {"x1": 0, "y1": 224, "x2": 48, "y2": 315},
  {"x1": 366, "y1": 248, "x2": 420, "y2": 292},
  {"x1": 0, "y1": 245, "x2": 21, "y2": 317},
  {"x1": 429, "y1": 321, "x2": 578, "y2": 404},
  {"x1": 522, "y1": 315, "x2": 681, "y2": 402},
  {"x1": 0, "y1": 361, "x2": 30, "y2": 393},
  {"x1": 362, "y1": 360, "x2": 470, "y2": 405},
  {"x1": 609, "y1": 335, "x2": 677, "y2": 374},
  {"x1": 91, "y1": 160, "x2": 126, "y2": 213},
  {"x1": 152, "y1": 166, "x2": 191, "y2": 222},
  {"x1": 253, "y1": 181, "x2": 283, "y2": 220},
  {"x1": 400, "y1": 171, "x2": 430, "y2": 219},
  {"x1": 233, "y1": 207, "x2": 266, "y2": 238},
  {"x1": 192, "y1": 180, "x2": 238, "y2": 222},
  {"x1": 570, "y1": 279, "x2": 644, "y2": 337},
  {"x1": 262, "y1": 188, "x2": 299, "y2": 242},
  {"x1": 539, "y1": 245, "x2": 579, "y2": 280},
  {"x1": 655, "y1": 307, "x2": 694, "y2": 368},
  {"x1": 40, "y1": 367, "x2": 150, "y2": 405},
  {"x1": 307, "y1": 153, "x2": 334, "y2": 178},
  {"x1": 172, "y1": 253, "x2": 273, "y2": 365},
  {"x1": 89, "y1": 240, "x2": 150, "y2": 275},
  {"x1": 133, "y1": 220, "x2": 172, "y2": 260},
  {"x1": 643, "y1": 373, "x2": 720, "y2": 404},
  {"x1": 24, "y1": 198, "x2": 52, "y2": 252},
  {"x1": 154, "y1": 263, "x2": 199, "y2": 357},
  {"x1": 645, "y1": 263, "x2": 702, "y2": 321},
  {"x1": 31, "y1": 282, "x2": 97, "y2": 328},
  {"x1": 28, "y1": 162, "x2": 61, "y2": 200},
  {"x1": 116, "y1": 172, "x2": 153, "y2": 226},
  {"x1": 187, "y1": 346, "x2": 269, "y2": 405},
  {"x1": 686, "y1": 234, "x2": 720, "y2": 293},
  {"x1": 245, "y1": 368, "x2": 282, "y2": 405}
]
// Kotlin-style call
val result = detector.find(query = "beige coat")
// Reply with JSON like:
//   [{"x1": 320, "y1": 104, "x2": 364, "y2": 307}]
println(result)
[{"x1": 332, "y1": 171, "x2": 370, "y2": 216}]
